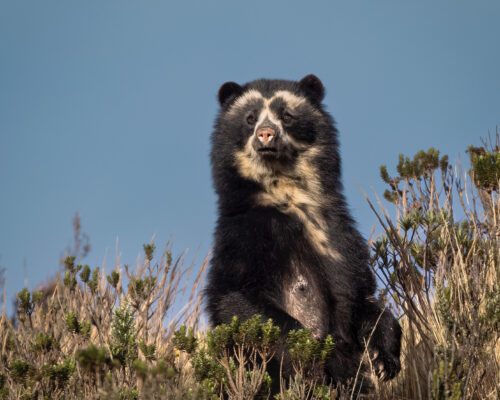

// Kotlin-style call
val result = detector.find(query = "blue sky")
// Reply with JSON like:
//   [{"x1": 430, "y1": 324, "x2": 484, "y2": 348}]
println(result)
[{"x1": 1, "y1": 1, "x2": 499, "y2": 314}]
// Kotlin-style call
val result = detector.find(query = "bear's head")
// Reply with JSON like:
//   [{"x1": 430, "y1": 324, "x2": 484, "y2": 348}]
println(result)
[
  {"x1": 215, "y1": 75, "x2": 330, "y2": 170},
  {"x1": 211, "y1": 75, "x2": 341, "y2": 212}
]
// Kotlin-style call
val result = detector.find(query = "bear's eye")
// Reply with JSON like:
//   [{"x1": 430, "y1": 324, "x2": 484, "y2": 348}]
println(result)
[
  {"x1": 246, "y1": 113, "x2": 256, "y2": 125},
  {"x1": 282, "y1": 111, "x2": 294, "y2": 125}
]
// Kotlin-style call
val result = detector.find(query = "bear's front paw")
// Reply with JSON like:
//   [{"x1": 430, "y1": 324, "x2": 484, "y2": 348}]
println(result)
[{"x1": 370, "y1": 349, "x2": 401, "y2": 381}]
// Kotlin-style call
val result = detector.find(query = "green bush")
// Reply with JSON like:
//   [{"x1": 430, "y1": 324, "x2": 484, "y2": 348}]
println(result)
[{"x1": 1, "y1": 137, "x2": 498, "y2": 399}]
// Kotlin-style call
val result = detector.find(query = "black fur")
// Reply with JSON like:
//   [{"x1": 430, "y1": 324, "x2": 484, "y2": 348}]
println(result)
[
  {"x1": 218, "y1": 81, "x2": 243, "y2": 107},
  {"x1": 206, "y1": 75, "x2": 401, "y2": 392}
]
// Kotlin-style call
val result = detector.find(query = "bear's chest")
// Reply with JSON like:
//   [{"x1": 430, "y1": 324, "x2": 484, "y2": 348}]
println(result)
[
  {"x1": 282, "y1": 262, "x2": 328, "y2": 339},
  {"x1": 256, "y1": 177, "x2": 341, "y2": 262}
]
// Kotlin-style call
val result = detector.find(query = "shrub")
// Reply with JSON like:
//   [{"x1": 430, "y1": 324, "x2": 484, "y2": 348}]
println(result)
[
  {"x1": 366, "y1": 135, "x2": 500, "y2": 399},
  {"x1": 0, "y1": 233, "x2": 208, "y2": 399},
  {"x1": 1, "y1": 136, "x2": 498, "y2": 399}
]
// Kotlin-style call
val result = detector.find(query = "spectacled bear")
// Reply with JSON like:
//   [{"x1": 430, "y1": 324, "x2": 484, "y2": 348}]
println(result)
[{"x1": 206, "y1": 74, "x2": 401, "y2": 391}]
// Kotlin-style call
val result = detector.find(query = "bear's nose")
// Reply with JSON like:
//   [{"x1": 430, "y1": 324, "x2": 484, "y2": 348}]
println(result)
[{"x1": 257, "y1": 127, "x2": 275, "y2": 144}]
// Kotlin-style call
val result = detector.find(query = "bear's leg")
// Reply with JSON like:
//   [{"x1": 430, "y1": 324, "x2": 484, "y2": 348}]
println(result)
[{"x1": 359, "y1": 302, "x2": 402, "y2": 381}]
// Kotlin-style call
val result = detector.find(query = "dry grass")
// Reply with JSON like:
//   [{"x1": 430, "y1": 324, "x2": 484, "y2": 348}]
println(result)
[
  {"x1": 0, "y1": 234, "x2": 209, "y2": 399},
  {"x1": 1, "y1": 143, "x2": 499, "y2": 399},
  {"x1": 365, "y1": 147, "x2": 500, "y2": 399}
]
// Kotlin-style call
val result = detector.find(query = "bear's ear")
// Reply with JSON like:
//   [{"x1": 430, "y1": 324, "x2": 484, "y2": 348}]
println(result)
[
  {"x1": 218, "y1": 81, "x2": 243, "y2": 106},
  {"x1": 299, "y1": 74, "x2": 325, "y2": 105}
]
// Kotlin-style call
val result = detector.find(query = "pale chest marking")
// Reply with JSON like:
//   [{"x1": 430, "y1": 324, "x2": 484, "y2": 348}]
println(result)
[
  {"x1": 257, "y1": 177, "x2": 340, "y2": 260},
  {"x1": 250, "y1": 148, "x2": 340, "y2": 261}
]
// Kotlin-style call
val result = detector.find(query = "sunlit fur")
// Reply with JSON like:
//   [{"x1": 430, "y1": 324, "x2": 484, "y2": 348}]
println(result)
[
  {"x1": 206, "y1": 75, "x2": 401, "y2": 393},
  {"x1": 235, "y1": 142, "x2": 341, "y2": 261}
]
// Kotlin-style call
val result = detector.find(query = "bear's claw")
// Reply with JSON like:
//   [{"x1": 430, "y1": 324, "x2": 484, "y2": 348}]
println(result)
[{"x1": 371, "y1": 350, "x2": 400, "y2": 381}]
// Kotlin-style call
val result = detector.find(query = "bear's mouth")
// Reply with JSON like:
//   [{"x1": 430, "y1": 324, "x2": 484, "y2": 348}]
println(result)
[{"x1": 258, "y1": 147, "x2": 278, "y2": 154}]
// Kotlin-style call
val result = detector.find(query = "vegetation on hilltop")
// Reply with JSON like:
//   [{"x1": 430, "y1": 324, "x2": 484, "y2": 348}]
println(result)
[{"x1": 1, "y1": 135, "x2": 499, "y2": 399}]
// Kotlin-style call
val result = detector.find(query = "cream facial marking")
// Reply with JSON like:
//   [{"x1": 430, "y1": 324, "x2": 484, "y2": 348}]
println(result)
[
  {"x1": 227, "y1": 89, "x2": 306, "y2": 119},
  {"x1": 251, "y1": 90, "x2": 307, "y2": 141},
  {"x1": 273, "y1": 90, "x2": 306, "y2": 108},
  {"x1": 255, "y1": 103, "x2": 280, "y2": 126},
  {"x1": 229, "y1": 89, "x2": 264, "y2": 114}
]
